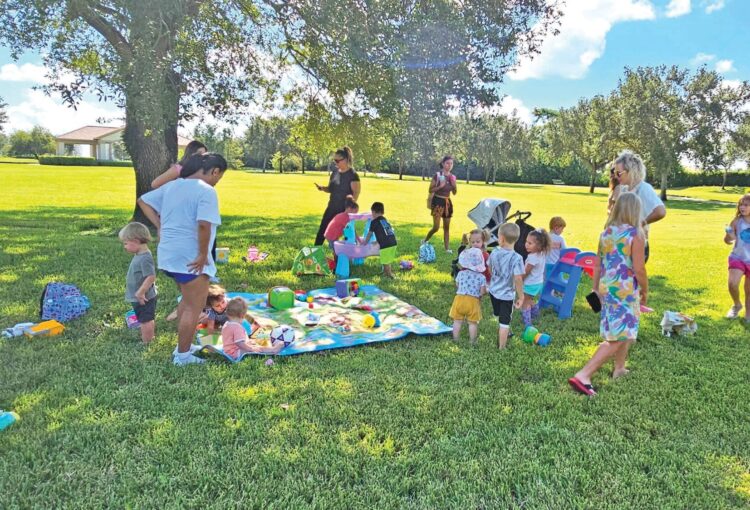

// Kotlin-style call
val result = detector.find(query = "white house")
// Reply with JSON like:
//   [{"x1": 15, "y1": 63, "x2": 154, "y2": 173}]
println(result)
[{"x1": 55, "y1": 125, "x2": 191, "y2": 160}]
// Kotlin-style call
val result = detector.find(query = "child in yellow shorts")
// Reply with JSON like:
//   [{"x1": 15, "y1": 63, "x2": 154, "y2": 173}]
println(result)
[{"x1": 449, "y1": 243, "x2": 487, "y2": 344}]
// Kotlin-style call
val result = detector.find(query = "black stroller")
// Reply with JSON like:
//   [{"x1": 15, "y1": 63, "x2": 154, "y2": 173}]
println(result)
[{"x1": 466, "y1": 198, "x2": 535, "y2": 259}]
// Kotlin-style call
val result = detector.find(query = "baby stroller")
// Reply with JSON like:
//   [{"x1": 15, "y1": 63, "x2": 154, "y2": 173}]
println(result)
[{"x1": 467, "y1": 198, "x2": 535, "y2": 259}]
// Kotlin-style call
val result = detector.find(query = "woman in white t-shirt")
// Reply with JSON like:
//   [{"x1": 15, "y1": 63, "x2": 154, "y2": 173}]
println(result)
[
  {"x1": 613, "y1": 150, "x2": 666, "y2": 262},
  {"x1": 138, "y1": 153, "x2": 228, "y2": 366}
]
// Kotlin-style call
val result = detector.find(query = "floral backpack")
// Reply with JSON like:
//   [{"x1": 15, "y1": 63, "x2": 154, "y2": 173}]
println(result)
[
  {"x1": 39, "y1": 282, "x2": 90, "y2": 322},
  {"x1": 418, "y1": 242, "x2": 436, "y2": 263}
]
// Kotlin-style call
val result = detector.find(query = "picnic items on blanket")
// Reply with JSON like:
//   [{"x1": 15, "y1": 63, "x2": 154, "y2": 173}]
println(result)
[{"x1": 660, "y1": 311, "x2": 697, "y2": 337}]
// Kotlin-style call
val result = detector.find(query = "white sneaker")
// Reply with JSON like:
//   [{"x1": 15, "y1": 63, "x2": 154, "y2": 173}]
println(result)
[
  {"x1": 172, "y1": 344, "x2": 202, "y2": 357},
  {"x1": 446, "y1": 249, "x2": 453, "y2": 254},
  {"x1": 173, "y1": 352, "x2": 205, "y2": 366},
  {"x1": 726, "y1": 305, "x2": 742, "y2": 319},
  {"x1": 420, "y1": 240, "x2": 427, "y2": 245}
]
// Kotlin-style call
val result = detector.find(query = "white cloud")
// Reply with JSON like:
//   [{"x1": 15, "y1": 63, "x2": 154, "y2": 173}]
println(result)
[
  {"x1": 704, "y1": 0, "x2": 725, "y2": 13},
  {"x1": 7, "y1": 89, "x2": 122, "y2": 135},
  {"x1": 722, "y1": 79, "x2": 741, "y2": 90},
  {"x1": 497, "y1": 96, "x2": 533, "y2": 125},
  {"x1": 715, "y1": 59, "x2": 735, "y2": 73},
  {"x1": 509, "y1": 1, "x2": 656, "y2": 81},
  {"x1": 690, "y1": 52, "x2": 715, "y2": 66},
  {"x1": 0, "y1": 63, "x2": 49, "y2": 83},
  {"x1": 665, "y1": 0, "x2": 691, "y2": 17}
]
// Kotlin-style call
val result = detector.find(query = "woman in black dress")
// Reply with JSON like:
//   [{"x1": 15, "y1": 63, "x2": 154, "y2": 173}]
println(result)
[{"x1": 314, "y1": 146, "x2": 361, "y2": 245}]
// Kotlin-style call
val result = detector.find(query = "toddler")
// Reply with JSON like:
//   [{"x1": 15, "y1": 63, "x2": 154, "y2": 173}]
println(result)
[
  {"x1": 569, "y1": 192, "x2": 647, "y2": 396},
  {"x1": 547, "y1": 216, "x2": 567, "y2": 276},
  {"x1": 362, "y1": 202, "x2": 397, "y2": 278},
  {"x1": 449, "y1": 241, "x2": 487, "y2": 344},
  {"x1": 221, "y1": 297, "x2": 284, "y2": 360},
  {"x1": 522, "y1": 229, "x2": 552, "y2": 327},
  {"x1": 724, "y1": 193, "x2": 750, "y2": 322},
  {"x1": 120, "y1": 222, "x2": 158, "y2": 344},
  {"x1": 488, "y1": 223, "x2": 525, "y2": 349},
  {"x1": 203, "y1": 284, "x2": 229, "y2": 334}
]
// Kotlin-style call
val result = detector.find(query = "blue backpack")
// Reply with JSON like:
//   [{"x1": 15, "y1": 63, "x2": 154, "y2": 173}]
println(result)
[
  {"x1": 418, "y1": 242, "x2": 436, "y2": 263},
  {"x1": 39, "y1": 282, "x2": 90, "y2": 322}
]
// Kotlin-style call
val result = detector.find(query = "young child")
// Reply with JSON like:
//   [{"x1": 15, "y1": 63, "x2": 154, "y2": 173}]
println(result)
[
  {"x1": 449, "y1": 243, "x2": 487, "y2": 344},
  {"x1": 569, "y1": 192, "x2": 648, "y2": 396},
  {"x1": 221, "y1": 297, "x2": 284, "y2": 360},
  {"x1": 324, "y1": 196, "x2": 359, "y2": 249},
  {"x1": 724, "y1": 193, "x2": 750, "y2": 322},
  {"x1": 522, "y1": 229, "x2": 552, "y2": 327},
  {"x1": 547, "y1": 216, "x2": 567, "y2": 276},
  {"x1": 203, "y1": 284, "x2": 229, "y2": 334},
  {"x1": 456, "y1": 229, "x2": 491, "y2": 283},
  {"x1": 488, "y1": 223, "x2": 525, "y2": 349},
  {"x1": 362, "y1": 202, "x2": 397, "y2": 278},
  {"x1": 120, "y1": 222, "x2": 158, "y2": 344}
]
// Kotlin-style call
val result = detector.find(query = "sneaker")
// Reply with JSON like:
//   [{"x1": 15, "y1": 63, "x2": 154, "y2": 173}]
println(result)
[
  {"x1": 172, "y1": 344, "x2": 202, "y2": 357},
  {"x1": 446, "y1": 249, "x2": 453, "y2": 254},
  {"x1": 726, "y1": 305, "x2": 742, "y2": 319},
  {"x1": 420, "y1": 240, "x2": 427, "y2": 245},
  {"x1": 173, "y1": 352, "x2": 205, "y2": 366}
]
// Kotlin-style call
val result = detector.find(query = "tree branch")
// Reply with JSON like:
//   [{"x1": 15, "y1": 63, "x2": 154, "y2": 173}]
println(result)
[{"x1": 71, "y1": 2, "x2": 133, "y2": 63}]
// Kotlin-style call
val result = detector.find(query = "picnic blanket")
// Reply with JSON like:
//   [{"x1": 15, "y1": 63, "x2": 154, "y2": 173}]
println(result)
[{"x1": 196, "y1": 285, "x2": 451, "y2": 361}]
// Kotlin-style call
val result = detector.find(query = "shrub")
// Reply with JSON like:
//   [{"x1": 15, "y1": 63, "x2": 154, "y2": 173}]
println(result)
[
  {"x1": 38, "y1": 156, "x2": 134, "y2": 167},
  {"x1": 39, "y1": 155, "x2": 98, "y2": 166}
]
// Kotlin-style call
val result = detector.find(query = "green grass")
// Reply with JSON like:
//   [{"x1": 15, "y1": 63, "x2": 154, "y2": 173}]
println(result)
[{"x1": 1, "y1": 163, "x2": 750, "y2": 508}]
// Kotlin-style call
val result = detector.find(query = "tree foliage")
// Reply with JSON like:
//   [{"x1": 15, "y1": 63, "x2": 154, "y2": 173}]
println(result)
[
  {"x1": 0, "y1": 95, "x2": 8, "y2": 134},
  {"x1": 7, "y1": 126, "x2": 56, "y2": 158}
]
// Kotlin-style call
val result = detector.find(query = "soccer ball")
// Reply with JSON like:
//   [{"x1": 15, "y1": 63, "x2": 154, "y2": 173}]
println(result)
[{"x1": 270, "y1": 325, "x2": 296, "y2": 347}]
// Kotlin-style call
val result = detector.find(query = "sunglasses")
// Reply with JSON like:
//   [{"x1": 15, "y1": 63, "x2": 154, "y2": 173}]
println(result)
[{"x1": 333, "y1": 158, "x2": 344, "y2": 163}]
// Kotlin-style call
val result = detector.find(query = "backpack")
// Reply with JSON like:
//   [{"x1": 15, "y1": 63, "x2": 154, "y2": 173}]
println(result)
[
  {"x1": 418, "y1": 242, "x2": 436, "y2": 263},
  {"x1": 39, "y1": 282, "x2": 90, "y2": 322}
]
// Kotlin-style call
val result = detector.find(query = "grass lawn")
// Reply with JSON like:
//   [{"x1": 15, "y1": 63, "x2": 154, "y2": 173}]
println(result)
[{"x1": 1, "y1": 163, "x2": 749, "y2": 508}]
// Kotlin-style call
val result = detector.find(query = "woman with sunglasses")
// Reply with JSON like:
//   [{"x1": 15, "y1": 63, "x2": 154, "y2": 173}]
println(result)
[
  {"x1": 314, "y1": 146, "x2": 361, "y2": 246},
  {"x1": 612, "y1": 150, "x2": 666, "y2": 262}
]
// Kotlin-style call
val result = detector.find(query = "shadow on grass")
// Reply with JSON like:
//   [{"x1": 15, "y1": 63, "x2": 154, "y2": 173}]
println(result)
[{"x1": 2, "y1": 205, "x2": 750, "y2": 508}]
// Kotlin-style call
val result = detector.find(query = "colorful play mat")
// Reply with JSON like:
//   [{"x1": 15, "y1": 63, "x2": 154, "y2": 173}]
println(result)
[{"x1": 196, "y1": 285, "x2": 451, "y2": 361}]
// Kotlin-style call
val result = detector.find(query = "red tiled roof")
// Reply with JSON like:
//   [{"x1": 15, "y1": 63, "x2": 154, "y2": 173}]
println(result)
[
  {"x1": 56, "y1": 125, "x2": 192, "y2": 147},
  {"x1": 56, "y1": 125, "x2": 123, "y2": 141}
]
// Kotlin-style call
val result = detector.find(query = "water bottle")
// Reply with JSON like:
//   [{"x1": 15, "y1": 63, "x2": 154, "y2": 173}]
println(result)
[{"x1": 0, "y1": 410, "x2": 19, "y2": 431}]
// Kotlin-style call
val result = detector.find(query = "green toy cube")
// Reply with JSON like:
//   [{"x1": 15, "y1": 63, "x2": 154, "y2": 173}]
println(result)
[{"x1": 268, "y1": 286, "x2": 295, "y2": 310}]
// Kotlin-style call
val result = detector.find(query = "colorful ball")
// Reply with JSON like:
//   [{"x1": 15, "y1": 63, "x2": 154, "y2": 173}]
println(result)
[{"x1": 270, "y1": 325, "x2": 296, "y2": 347}]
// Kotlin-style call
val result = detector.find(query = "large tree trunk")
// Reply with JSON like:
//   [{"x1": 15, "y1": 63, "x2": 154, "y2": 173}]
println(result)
[
  {"x1": 262, "y1": 155, "x2": 267, "y2": 173},
  {"x1": 722, "y1": 168, "x2": 728, "y2": 190},
  {"x1": 589, "y1": 165, "x2": 597, "y2": 194},
  {"x1": 398, "y1": 155, "x2": 404, "y2": 181},
  {"x1": 660, "y1": 170, "x2": 669, "y2": 201},
  {"x1": 466, "y1": 163, "x2": 470, "y2": 184},
  {"x1": 124, "y1": 70, "x2": 179, "y2": 226}
]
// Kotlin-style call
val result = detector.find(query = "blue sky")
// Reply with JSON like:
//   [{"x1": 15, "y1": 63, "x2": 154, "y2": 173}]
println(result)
[{"x1": 0, "y1": 0, "x2": 747, "y2": 134}]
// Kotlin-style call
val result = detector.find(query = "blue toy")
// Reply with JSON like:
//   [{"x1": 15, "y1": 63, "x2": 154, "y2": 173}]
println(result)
[
  {"x1": 521, "y1": 326, "x2": 551, "y2": 347},
  {"x1": 333, "y1": 213, "x2": 381, "y2": 278},
  {"x1": 538, "y1": 249, "x2": 596, "y2": 320},
  {"x1": 0, "y1": 410, "x2": 19, "y2": 431}
]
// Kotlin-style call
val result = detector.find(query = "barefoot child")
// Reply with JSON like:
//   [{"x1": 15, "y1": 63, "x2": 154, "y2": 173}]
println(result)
[
  {"x1": 361, "y1": 202, "x2": 397, "y2": 278},
  {"x1": 521, "y1": 229, "x2": 552, "y2": 327},
  {"x1": 488, "y1": 223, "x2": 525, "y2": 349},
  {"x1": 449, "y1": 233, "x2": 487, "y2": 344},
  {"x1": 724, "y1": 193, "x2": 750, "y2": 322},
  {"x1": 569, "y1": 192, "x2": 647, "y2": 396},
  {"x1": 221, "y1": 297, "x2": 285, "y2": 359},
  {"x1": 120, "y1": 222, "x2": 158, "y2": 344}
]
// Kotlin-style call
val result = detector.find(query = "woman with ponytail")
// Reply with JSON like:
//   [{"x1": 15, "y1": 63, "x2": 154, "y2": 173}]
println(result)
[{"x1": 314, "y1": 146, "x2": 361, "y2": 245}]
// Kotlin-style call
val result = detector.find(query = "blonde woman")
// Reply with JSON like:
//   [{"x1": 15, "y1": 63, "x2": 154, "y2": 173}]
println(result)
[{"x1": 613, "y1": 150, "x2": 666, "y2": 262}]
